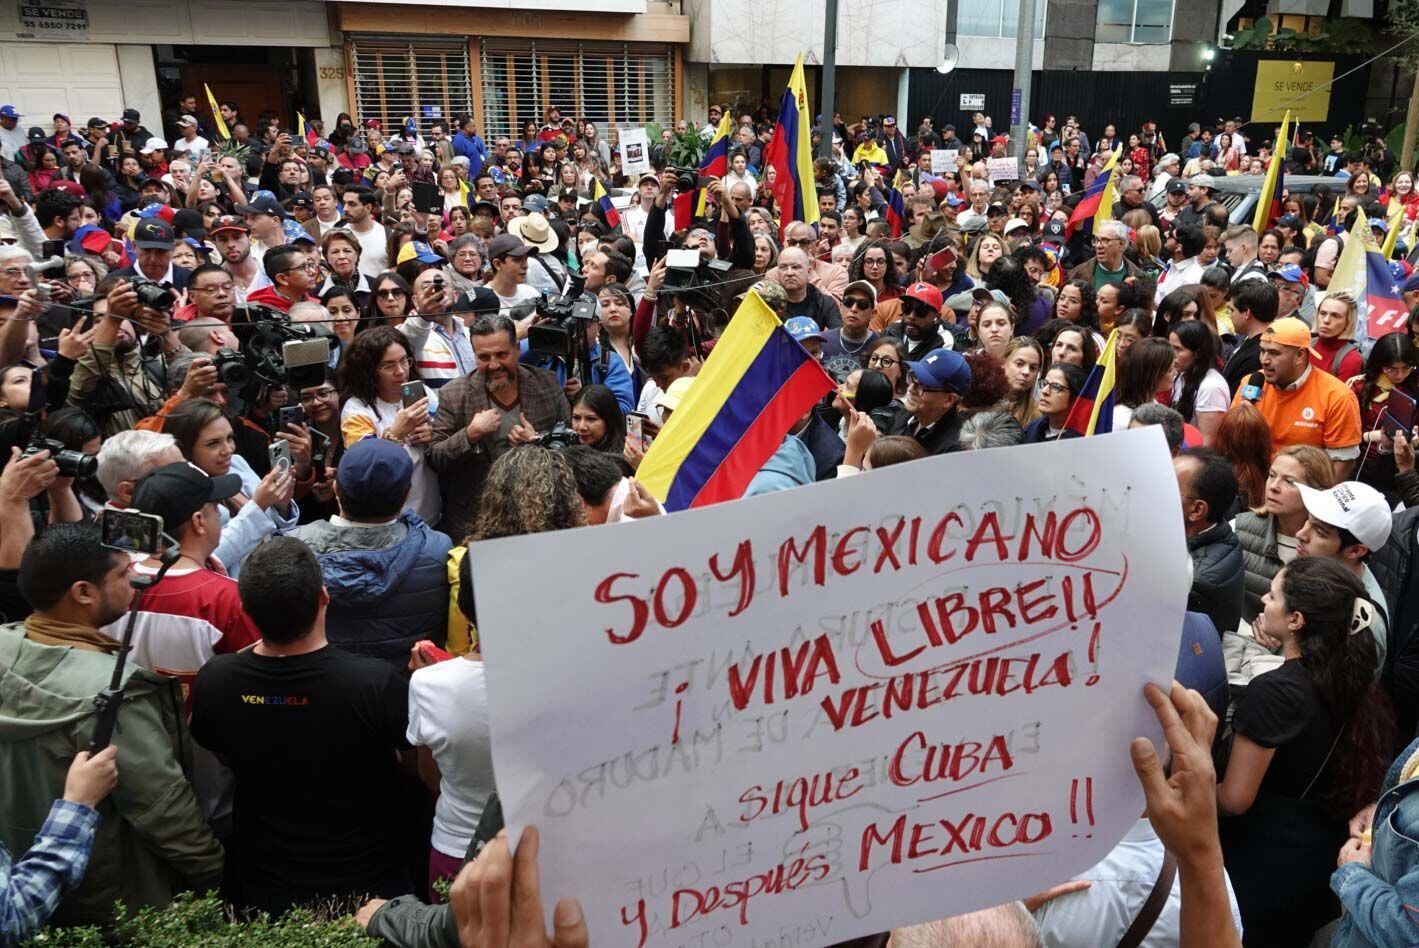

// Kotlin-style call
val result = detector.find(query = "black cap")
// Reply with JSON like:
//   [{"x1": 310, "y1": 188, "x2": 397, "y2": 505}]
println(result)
[
  {"x1": 26, "y1": 126, "x2": 45, "y2": 143},
  {"x1": 122, "y1": 108, "x2": 140, "y2": 122},
  {"x1": 131, "y1": 462, "x2": 242, "y2": 536},
  {"x1": 285, "y1": 191, "x2": 314, "y2": 211},
  {"x1": 986, "y1": 203, "x2": 1008, "y2": 217},
  {"x1": 1040, "y1": 219, "x2": 1067, "y2": 241},
  {"x1": 132, "y1": 218, "x2": 174, "y2": 250},
  {"x1": 86, "y1": 116, "x2": 108, "y2": 129},
  {"x1": 1165, "y1": 178, "x2": 1188, "y2": 195},
  {"x1": 171, "y1": 208, "x2": 208, "y2": 239},
  {"x1": 234, "y1": 193, "x2": 284, "y2": 218}
]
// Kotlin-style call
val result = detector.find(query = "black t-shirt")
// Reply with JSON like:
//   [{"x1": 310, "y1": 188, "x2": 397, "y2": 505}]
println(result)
[
  {"x1": 1230, "y1": 659, "x2": 1338, "y2": 801},
  {"x1": 190, "y1": 644, "x2": 410, "y2": 896}
]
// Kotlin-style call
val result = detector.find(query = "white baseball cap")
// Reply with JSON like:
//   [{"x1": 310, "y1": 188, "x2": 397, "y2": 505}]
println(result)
[{"x1": 1297, "y1": 481, "x2": 1392, "y2": 551}]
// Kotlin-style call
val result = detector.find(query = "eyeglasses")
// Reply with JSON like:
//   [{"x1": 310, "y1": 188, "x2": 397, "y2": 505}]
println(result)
[
  {"x1": 378, "y1": 356, "x2": 413, "y2": 373},
  {"x1": 867, "y1": 354, "x2": 898, "y2": 368},
  {"x1": 1092, "y1": 236, "x2": 1120, "y2": 244},
  {"x1": 193, "y1": 282, "x2": 235, "y2": 295},
  {"x1": 299, "y1": 386, "x2": 337, "y2": 404},
  {"x1": 376, "y1": 288, "x2": 407, "y2": 298},
  {"x1": 862, "y1": 256, "x2": 887, "y2": 268},
  {"x1": 843, "y1": 297, "x2": 873, "y2": 311},
  {"x1": 1038, "y1": 379, "x2": 1069, "y2": 396},
  {"x1": 282, "y1": 261, "x2": 319, "y2": 274}
]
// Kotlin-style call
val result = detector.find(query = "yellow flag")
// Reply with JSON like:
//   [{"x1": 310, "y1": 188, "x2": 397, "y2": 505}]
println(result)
[
  {"x1": 1093, "y1": 146, "x2": 1123, "y2": 231},
  {"x1": 1326, "y1": 212, "x2": 1369, "y2": 304},
  {"x1": 297, "y1": 112, "x2": 308, "y2": 139},
  {"x1": 204, "y1": 84, "x2": 230, "y2": 140}
]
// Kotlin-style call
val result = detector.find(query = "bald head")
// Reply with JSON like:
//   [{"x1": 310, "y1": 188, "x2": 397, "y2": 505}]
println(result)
[{"x1": 891, "y1": 903, "x2": 1040, "y2": 948}]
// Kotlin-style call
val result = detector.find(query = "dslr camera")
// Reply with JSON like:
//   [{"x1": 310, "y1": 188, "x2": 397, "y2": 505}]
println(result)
[
  {"x1": 130, "y1": 278, "x2": 177, "y2": 311},
  {"x1": 21, "y1": 437, "x2": 98, "y2": 479},
  {"x1": 210, "y1": 347, "x2": 252, "y2": 389},
  {"x1": 535, "y1": 423, "x2": 578, "y2": 451}
]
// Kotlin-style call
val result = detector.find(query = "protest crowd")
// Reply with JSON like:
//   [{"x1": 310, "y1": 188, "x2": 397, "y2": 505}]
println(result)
[{"x1": 1, "y1": 64, "x2": 1419, "y2": 948}]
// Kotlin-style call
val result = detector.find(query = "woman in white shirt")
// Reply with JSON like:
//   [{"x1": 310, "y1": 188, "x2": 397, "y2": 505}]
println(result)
[
  {"x1": 1169, "y1": 320, "x2": 1229, "y2": 446},
  {"x1": 338, "y1": 326, "x2": 441, "y2": 525}
]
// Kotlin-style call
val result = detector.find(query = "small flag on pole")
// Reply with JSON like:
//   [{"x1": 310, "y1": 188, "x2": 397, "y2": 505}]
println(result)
[{"x1": 204, "y1": 84, "x2": 230, "y2": 140}]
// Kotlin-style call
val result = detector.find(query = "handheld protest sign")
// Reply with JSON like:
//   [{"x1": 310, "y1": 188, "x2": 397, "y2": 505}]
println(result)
[{"x1": 469, "y1": 427, "x2": 1188, "y2": 945}]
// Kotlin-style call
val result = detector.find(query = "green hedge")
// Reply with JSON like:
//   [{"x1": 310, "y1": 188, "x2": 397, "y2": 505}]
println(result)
[{"x1": 25, "y1": 892, "x2": 380, "y2": 947}]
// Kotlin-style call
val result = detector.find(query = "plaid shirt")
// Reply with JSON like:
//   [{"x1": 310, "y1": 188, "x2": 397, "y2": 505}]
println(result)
[
  {"x1": 1, "y1": 800, "x2": 100, "y2": 944},
  {"x1": 429, "y1": 364, "x2": 570, "y2": 541}
]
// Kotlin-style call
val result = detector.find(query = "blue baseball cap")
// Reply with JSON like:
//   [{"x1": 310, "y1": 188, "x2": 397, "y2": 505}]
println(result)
[
  {"x1": 338, "y1": 437, "x2": 413, "y2": 506},
  {"x1": 282, "y1": 218, "x2": 315, "y2": 245},
  {"x1": 0, "y1": 106, "x2": 19, "y2": 120},
  {"x1": 522, "y1": 193, "x2": 549, "y2": 214},
  {"x1": 397, "y1": 240, "x2": 443, "y2": 265},
  {"x1": 784, "y1": 316, "x2": 825, "y2": 343},
  {"x1": 905, "y1": 348, "x2": 972, "y2": 394},
  {"x1": 945, "y1": 193, "x2": 965, "y2": 207},
  {"x1": 235, "y1": 190, "x2": 285, "y2": 219},
  {"x1": 1403, "y1": 272, "x2": 1419, "y2": 294},
  {"x1": 1268, "y1": 263, "x2": 1308, "y2": 288}
]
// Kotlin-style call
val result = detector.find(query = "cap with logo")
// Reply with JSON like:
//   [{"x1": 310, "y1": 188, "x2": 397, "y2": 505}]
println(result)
[
  {"x1": 0, "y1": 106, "x2": 20, "y2": 121},
  {"x1": 131, "y1": 462, "x2": 243, "y2": 537},
  {"x1": 1166, "y1": 178, "x2": 1188, "y2": 195},
  {"x1": 905, "y1": 348, "x2": 972, "y2": 394},
  {"x1": 1296, "y1": 481, "x2": 1393, "y2": 551},
  {"x1": 337, "y1": 437, "x2": 414, "y2": 507},
  {"x1": 903, "y1": 281, "x2": 944, "y2": 312},
  {"x1": 284, "y1": 191, "x2": 314, "y2": 212},
  {"x1": 25, "y1": 127, "x2": 45, "y2": 143},
  {"x1": 487, "y1": 232, "x2": 535, "y2": 260},
  {"x1": 208, "y1": 214, "x2": 249, "y2": 237},
  {"x1": 522, "y1": 193, "x2": 549, "y2": 214},
  {"x1": 1268, "y1": 263, "x2": 1309, "y2": 289},
  {"x1": 121, "y1": 108, "x2": 141, "y2": 123},
  {"x1": 1262, "y1": 316, "x2": 1316, "y2": 354},
  {"x1": 397, "y1": 240, "x2": 443, "y2": 265},
  {"x1": 785, "y1": 316, "x2": 825, "y2": 343},
  {"x1": 1040, "y1": 219, "x2": 1067, "y2": 241},
  {"x1": 132, "y1": 218, "x2": 174, "y2": 250},
  {"x1": 282, "y1": 218, "x2": 315, "y2": 245},
  {"x1": 842, "y1": 280, "x2": 878, "y2": 308}
]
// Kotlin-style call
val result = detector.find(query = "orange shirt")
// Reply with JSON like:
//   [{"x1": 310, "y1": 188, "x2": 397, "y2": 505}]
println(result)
[{"x1": 1230, "y1": 366, "x2": 1362, "y2": 456}]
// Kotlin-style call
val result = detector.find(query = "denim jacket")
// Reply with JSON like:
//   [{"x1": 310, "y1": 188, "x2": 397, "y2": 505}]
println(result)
[
  {"x1": 1331, "y1": 736, "x2": 1419, "y2": 946},
  {"x1": 212, "y1": 453, "x2": 298, "y2": 579}
]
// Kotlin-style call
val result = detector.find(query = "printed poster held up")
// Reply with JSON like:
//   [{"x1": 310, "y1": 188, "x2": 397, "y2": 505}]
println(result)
[
  {"x1": 619, "y1": 127, "x2": 652, "y2": 178},
  {"x1": 469, "y1": 427, "x2": 1188, "y2": 946}
]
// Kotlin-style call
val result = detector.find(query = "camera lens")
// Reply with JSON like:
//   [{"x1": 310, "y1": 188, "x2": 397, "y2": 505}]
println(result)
[
  {"x1": 134, "y1": 281, "x2": 176, "y2": 310},
  {"x1": 55, "y1": 450, "x2": 98, "y2": 480}
]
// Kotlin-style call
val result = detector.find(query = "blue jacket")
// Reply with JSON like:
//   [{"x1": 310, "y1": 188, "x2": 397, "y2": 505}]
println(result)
[
  {"x1": 1331, "y1": 737, "x2": 1419, "y2": 947},
  {"x1": 745, "y1": 437, "x2": 816, "y2": 497},
  {"x1": 519, "y1": 341, "x2": 635, "y2": 414},
  {"x1": 292, "y1": 512, "x2": 454, "y2": 667},
  {"x1": 452, "y1": 131, "x2": 486, "y2": 177},
  {"x1": 214, "y1": 453, "x2": 298, "y2": 579}
]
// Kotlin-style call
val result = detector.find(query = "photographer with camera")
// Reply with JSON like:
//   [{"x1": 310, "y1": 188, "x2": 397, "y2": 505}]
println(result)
[
  {"x1": 641, "y1": 169, "x2": 756, "y2": 275},
  {"x1": 429, "y1": 314, "x2": 569, "y2": 540},
  {"x1": 0, "y1": 521, "x2": 224, "y2": 927},
  {"x1": 402, "y1": 267, "x2": 474, "y2": 389},
  {"x1": 112, "y1": 219, "x2": 192, "y2": 293},
  {"x1": 520, "y1": 282, "x2": 634, "y2": 412},
  {"x1": 66, "y1": 275, "x2": 180, "y2": 437}
]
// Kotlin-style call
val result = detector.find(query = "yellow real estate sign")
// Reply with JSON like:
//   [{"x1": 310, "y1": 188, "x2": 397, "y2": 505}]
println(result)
[{"x1": 1252, "y1": 60, "x2": 1333, "y2": 122}]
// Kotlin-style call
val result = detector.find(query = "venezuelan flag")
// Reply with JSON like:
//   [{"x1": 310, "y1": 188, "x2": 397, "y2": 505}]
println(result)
[
  {"x1": 636, "y1": 290, "x2": 836, "y2": 511},
  {"x1": 204, "y1": 84, "x2": 229, "y2": 140},
  {"x1": 1066, "y1": 146, "x2": 1120, "y2": 240},
  {"x1": 1251, "y1": 111, "x2": 1290, "y2": 234},
  {"x1": 763, "y1": 53, "x2": 819, "y2": 237},
  {"x1": 884, "y1": 187, "x2": 905, "y2": 239},
  {"x1": 1063, "y1": 329, "x2": 1120, "y2": 437},
  {"x1": 1327, "y1": 214, "x2": 1410, "y2": 343},
  {"x1": 694, "y1": 114, "x2": 734, "y2": 217},
  {"x1": 593, "y1": 178, "x2": 620, "y2": 229}
]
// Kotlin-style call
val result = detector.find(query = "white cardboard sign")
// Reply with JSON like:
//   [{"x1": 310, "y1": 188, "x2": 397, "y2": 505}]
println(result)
[
  {"x1": 930, "y1": 149, "x2": 959, "y2": 175},
  {"x1": 470, "y1": 428, "x2": 1187, "y2": 946},
  {"x1": 619, "y1": 127, "x2": 652, "y2": 177},
  {"x1": 987, "y1": 156, "x2": 1021, "y2": 184}
]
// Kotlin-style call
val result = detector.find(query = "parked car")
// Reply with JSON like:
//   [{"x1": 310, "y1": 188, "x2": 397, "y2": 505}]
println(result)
[{"x1": 1151, "y1": 174, "x2": 1349, "y2": 225}]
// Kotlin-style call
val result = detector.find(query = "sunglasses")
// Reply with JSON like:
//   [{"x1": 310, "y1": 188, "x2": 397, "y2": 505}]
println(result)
[{"x1": 843, "y1": 297, "x2": 873, "y2": 311}]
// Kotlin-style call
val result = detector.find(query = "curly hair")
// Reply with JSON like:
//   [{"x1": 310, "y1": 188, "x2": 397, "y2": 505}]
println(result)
[
  {"x1": 848, "y1": 239, "x2": 900, "y2": 287},
  {"x1": 960, "y1": 349, "x2": 1009, "y2": 413},
  {"x1": 1055, "y1": 279, "x2": 1099, "y2": 334},
  {"x1": 1277, "y1": 557, "x2": 1394, "y2": 816},
  {"x1": 338, "y1": 326, "x2": 417, "y2": 408},
  {"x1": 468, "y1": 445, "x2": 587, "y2": 544}
]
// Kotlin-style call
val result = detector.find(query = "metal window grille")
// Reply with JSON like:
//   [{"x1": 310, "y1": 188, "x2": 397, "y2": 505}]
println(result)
[
  {"x1": 351, "y1": 36, "x2": 473, "y2": 137},
  {"x1": 479, "y1": 40, "x2": 675, "y2": 144}
]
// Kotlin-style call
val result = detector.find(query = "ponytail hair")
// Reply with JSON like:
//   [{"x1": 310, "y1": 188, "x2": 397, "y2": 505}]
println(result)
[{"x1": 1280, "y1": 557, "x2": 1393, "y2": 815}]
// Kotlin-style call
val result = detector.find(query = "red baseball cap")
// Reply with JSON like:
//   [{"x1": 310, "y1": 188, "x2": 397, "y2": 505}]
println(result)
[
  {"x1": 49, "y1": 179, "x2": 86, "y2": 199},
  {"x1": 903, "y1": 281, "x2": 944, "y2": 311}
]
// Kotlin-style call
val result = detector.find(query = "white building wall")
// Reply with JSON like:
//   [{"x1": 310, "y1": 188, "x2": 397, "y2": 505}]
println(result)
[{"x1": 1, "y1": 0, "x2": 331, "y2": 47}]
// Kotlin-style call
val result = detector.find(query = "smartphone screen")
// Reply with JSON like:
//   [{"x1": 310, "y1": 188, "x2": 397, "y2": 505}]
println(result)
[
  {"x1": 100, "y1": 508, "x2": 164, "y2": 555},
  {"x1": 401, "y1": 380, "x2": 426, "y2": 407}
]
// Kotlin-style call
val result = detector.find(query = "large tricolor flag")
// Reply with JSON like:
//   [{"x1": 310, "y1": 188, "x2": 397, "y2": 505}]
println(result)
[
  {"x1": 1062, "y1": 329, "x2": 1121, "y2": 437},
  {"x1": 635, "y1": 290, "x2": 836, "y2": 511},
  {"x1": 763, "y1": 53, "x2": 819, "y2": 238},
  {"x1": 1250, "y1": 111, "x2": 1291, "y2": 234},
  {"x1": 1065, "y1": 146, "x2": 1121, "y2": 240},
  {"x1": 204, "y1": 84, "x2": 230, "y2": 140},
  {"x1": 592, "y1": 178, "x2": 620, "y2": 230},
  {"x1": 1329, "y1": 212, "x2": 1410, "y2": 344}
]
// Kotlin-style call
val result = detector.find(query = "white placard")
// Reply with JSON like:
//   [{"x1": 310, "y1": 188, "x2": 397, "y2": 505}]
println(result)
[
  {"x1": 619, "y1": 127, "x2": 651, "y2": 178},
  {"x1": 960, "y1": 93, "x2": 986, "y2": 111},
  {"x1": 470, "y1": 428, "x2": 1188, "y2": 946},
  {"x1": 930, "y1": 149, "x2": 959, "y2": 174},
  {"x1": 988, "y1": 156, "x2": 1021, "y2": 184}
]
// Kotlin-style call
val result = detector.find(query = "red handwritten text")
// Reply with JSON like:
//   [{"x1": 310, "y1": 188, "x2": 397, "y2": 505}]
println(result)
[{"x1": 738, "y1": 766, "x2": 863, "y2": 833}]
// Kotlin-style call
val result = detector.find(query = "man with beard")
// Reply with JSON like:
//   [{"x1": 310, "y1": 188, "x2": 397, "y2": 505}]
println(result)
[
  {"x1": 210, "y1": 215, "x2": 270, "y2": 303},
  {"x1": 428, "y1": 314, "x2": 570, "y2": 540},
  {"x1": 884, "y1": 282, "x2": 953, "y2": 361}
]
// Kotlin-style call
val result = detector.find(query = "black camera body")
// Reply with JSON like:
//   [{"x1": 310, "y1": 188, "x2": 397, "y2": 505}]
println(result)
[
  {"x1": 535, "y1": 423, "x2": 578, "y2": 451},
  {"x1": 23, "y1": 436, "x2": 98, "y2": 479},
  {"x1": 211, "y1": 347, "x2": 252, "y2": 389},
  {"x1": 130, "y1": 278, "x2": 176, "y2": 311},
  {"x1": 526, "y1": 294, "x2": 598, "y2": 365}
]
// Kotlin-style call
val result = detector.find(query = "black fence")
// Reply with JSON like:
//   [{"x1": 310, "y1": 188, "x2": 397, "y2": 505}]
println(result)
[{"x1": 905, "y1": 51, "x2": 1372, "y2": 149}]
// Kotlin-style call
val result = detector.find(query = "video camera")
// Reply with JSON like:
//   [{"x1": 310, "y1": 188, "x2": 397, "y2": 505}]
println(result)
[
  {"x1": 526, "y1": 293, "x2": 598, "y2": 365},
  {"x1": 674, "y1": 167, "x2": 714, "y2": 194},
  {"x1": 226, "y1": 305, "x2": 332, "y2": 394}
]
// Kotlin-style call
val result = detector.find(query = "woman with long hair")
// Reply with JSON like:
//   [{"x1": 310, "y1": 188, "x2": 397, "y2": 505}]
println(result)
[
  {"x1": 320, "y1": 287, "x2": 361, "y2": 364},
  {"x1": 752, "y1": 233, "x2": 779, "y2": 276},
  {"x1": 1350, "y1": 332, "x2": 1419, "y2": 502},
  {"x1": 1054, "y1": 279, "x2": 1100, "y2": 337},
  {"x1": 974, "y1": 300, "x2": 1015, "y2": 362},
  {"x1": 438, "y1": 166, "x2": 468, "y2": 217},
  {"x1": 1311, "y1": 290, "x2": 1364, "y2": 381},
  {"x1": 1036, "y1": 318, "x2": 1097, "y2": 375},
  {"x1": 1169, "y1": 319, "x2": 1228, "y2": 446},
  {"x1": 839, "y1": 206, "x2": 867, "y2": 256},
  {"x1": 1001, "y1": 336, "x2": 1043, "y2": 427},
  {"x1": 1112, "y1": 309, "x2": 1153, "y2": 359},
  {"x1": 1021, "y1": 362, "x2": 1086, "y2": 443},
  {"x1": 570, "y1": 384, "x2": 627, "y2": 458},
  {"x1": 1385, "y1": 169, "x2": 1419, "y2": 221},
  {"x1": 1218, "y1": 556, "x2": 1393, "y2": 945},
  {"x1": 866, "y1": 338, "x2": 909, "y2": 398},
  {"x1": 80, "y1": 165, "x2": 120, "y2": 223},
  {"x1": 1234, "y1": 444, "x2": 1336, "y2": 623},
  {"x1": 1152, "y1": 286, "x2": 1203, "y2": 340},
  {"x1": 964, "y1": 233, "x2": 1005, "y2": 282},
  {"x1": 849, "y1": 240, "x2": 901, "y2": 303},
  {"x1": 1215, "y1": 402, "x2": 1273, "y2": 512},
  {"x1": 365, "y1": 271, "x2": 413, "y2": 330},
  {"x1": 162, "y1": 397, "x2": 297, "y2": 573},
  {"x1": 338, "y1": 326, "x2": 439, "y2": 524},
  {"x1": 1112, "y1": 337, "x2": 1176, "y2": 429}
]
